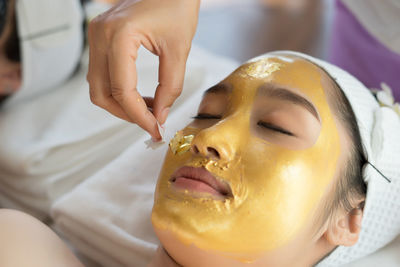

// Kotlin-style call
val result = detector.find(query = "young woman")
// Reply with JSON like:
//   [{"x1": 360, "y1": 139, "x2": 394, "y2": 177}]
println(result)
[
  {"x1": 1, "y1": 51, "x2": 398, "y2": 266},
  {"x1": 151, "y1": 53, "x2": 368, "y2": 266}
]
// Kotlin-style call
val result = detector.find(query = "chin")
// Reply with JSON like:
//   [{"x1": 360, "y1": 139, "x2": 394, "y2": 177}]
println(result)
[
  {"x1": 154, "y1": 226, "x2": 253, "y2": 267},
  {"x1": 152, "y1": 225, "x2": 307, "y2": 267}
]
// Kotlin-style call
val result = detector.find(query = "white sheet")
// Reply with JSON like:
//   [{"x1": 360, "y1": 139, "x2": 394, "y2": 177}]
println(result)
[
  {"x1": 342, "y1": 235, "x2": 400, "y2": 267},
  {"x1": 0, "y1": 50, "x2": 131, "y2": 218}
]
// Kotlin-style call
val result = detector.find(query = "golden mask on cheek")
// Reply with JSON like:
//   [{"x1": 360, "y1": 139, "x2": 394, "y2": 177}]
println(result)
[{"x1": 152, "y1": 56, "x2": 341, "y2": 263}]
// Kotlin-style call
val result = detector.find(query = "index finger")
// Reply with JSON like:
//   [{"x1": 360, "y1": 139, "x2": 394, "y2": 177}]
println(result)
[
  {"x1": 153, "y1": 51, "x2": 187, "y2": 124},
  {"x1": 108, "y1": 33, "x2": 161, "y2": 140}
]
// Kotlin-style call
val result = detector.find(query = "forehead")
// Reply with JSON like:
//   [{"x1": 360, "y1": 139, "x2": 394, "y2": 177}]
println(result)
[{"x1": 217, "y1": 56, "x2": 335, "y2": 113}]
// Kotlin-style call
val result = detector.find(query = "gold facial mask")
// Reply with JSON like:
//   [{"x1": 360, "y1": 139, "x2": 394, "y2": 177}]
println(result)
[
  {"x1": 152, "y1": 56, "x2": 341, "y2": 262},
  {"x1": 239, "y1": 58, "x2": 282, "y2": 79}
]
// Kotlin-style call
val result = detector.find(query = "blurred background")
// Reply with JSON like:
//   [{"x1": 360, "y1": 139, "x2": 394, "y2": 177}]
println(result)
[
  {"x1": 94, "y1": 0, "x2": 335, "y2": 61},
  {"x1": 195, "y1": 0, "x2": 334, "y2": 62}
]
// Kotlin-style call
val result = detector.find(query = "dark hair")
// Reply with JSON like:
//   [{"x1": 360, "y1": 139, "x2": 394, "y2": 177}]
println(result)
[
  {"x1": 3, "y1": 0, "x2": 20, "y2": 63},
  {"x1": 322, "y1": 70, "x2": 367, "y2": 222},
  {"x1": 0, "y1": 0, "x2": 8, "y2": 35},
  {"x1": 0, "y1": 0, "x2": 20, "y2": 106}
]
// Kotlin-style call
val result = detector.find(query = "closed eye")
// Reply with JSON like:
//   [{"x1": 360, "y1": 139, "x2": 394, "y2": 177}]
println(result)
[
  {"x1": 192, "y1": 113, "x2": 222, "y2": 120},
  {"x1": 257, "y1": 121, "x2": 295, "y2": 136}
]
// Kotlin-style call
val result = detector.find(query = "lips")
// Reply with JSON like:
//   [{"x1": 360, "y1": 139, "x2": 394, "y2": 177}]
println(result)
[{"x1": 170, "y1": 166, "x2": 232, "y2": 198}]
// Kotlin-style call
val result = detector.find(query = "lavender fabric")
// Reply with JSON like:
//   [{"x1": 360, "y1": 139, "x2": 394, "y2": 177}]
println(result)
[{"x1": 329, "y1": 0, "x2": 400, "y2": 101}]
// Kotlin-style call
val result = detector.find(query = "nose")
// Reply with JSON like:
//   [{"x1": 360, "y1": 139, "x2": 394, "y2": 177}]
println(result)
[
  {"x1": 191, "y1": 117, "x2": 244, "y2": 161},
  {"x1": 192, "y1": 145, "x2": 221, "y2": 159}
]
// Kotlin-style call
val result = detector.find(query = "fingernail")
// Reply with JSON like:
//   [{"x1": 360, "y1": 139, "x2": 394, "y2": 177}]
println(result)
[
  {"x1": 159, "y1": 107, "x2": 170, "y2": 124},
  {"x1": 151, "y1": 125, "x2": 163, "y2": 142}
]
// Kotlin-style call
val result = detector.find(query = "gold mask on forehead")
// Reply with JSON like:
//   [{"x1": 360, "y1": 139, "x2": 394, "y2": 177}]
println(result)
[
  {"x1": 152, "y1": 56, "x2": 341, "y2": 262},
  {"x1": 238, "y1": 58, "x2": 282, "y2": 79}
]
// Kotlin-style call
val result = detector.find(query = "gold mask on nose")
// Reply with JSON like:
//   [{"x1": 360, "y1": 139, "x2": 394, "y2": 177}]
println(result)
[{"x1": 152, "y1": 56, "x2": 341, "y2": 262}]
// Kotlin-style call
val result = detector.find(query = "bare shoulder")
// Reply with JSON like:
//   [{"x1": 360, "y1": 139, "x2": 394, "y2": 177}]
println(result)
[
  {"x1": 0, "y1": 208, "x2": 40, "y2": 223},
  {"x1": 0, "y1": 209, "x2": 84, "y2": 267}
]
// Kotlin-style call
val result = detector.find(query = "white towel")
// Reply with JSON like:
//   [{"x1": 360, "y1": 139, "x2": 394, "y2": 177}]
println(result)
[
  {"x1": 53, "y1": 135, "x2": 166, "y2": 267},
  {"x1": 51, "y1": 47, "x2": 239, "y2": 267},
  {"x1": 342, "y1": 236, "x2": 400, "y2": 267}
]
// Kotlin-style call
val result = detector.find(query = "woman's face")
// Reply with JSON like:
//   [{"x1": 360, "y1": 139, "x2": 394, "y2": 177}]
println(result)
[{"x1": 152, "y1": 55, "x2": 346, "y2": 266}]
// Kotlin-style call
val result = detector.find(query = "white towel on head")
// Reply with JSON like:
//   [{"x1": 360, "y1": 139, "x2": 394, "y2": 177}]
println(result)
[{"x1": 51, "y1": 47, "x2": 239, "y2": 267}]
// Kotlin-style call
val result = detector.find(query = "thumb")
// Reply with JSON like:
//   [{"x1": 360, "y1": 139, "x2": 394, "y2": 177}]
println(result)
[{"x1": 153, "y1": 52, "x2": 187, "y2": 125}]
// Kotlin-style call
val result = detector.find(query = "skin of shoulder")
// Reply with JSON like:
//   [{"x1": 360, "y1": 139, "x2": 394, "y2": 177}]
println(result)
[{"x1": 0, "y1": 209, "x2": 83, "y2": 267}]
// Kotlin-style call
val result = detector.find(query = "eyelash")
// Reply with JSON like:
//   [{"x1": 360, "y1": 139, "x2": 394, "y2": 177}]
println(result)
[
  {"x1": 192, "y1": 113, "x2": 222, "y2": 120},
  {"x1": 257, "y1": 121, "x2": 294, "y2": 136},
  {"x1": 192, "y1": 114, "x2": 294, "y2": 136}
]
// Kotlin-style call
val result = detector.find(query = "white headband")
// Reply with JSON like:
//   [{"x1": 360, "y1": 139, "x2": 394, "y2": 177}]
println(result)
[{"x1": 254, "y1": 51, "x2": 400, "y2": 266}]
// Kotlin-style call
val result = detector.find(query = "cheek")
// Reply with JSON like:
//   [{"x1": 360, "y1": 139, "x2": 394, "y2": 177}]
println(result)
[{"x1": 243, "y1": 139, "x2": 334, "y2": 229}]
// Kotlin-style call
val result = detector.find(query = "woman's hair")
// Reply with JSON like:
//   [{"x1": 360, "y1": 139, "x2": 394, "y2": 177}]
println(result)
[
  {"x1": 1, "y1": 0, "x2": 20, "y2": 63},
  {"x1": 322, "y1": 70, "x2": 367, "y2": 222},
  {"x1": 0, "y1": 0, "x2": 19, "y2": 106},
  {"x1": 3, "y1": 7, "x2": 20, "y2": 63},
  {"x1": 0, "y1": 0, "x2": 8, "y2": 36}
]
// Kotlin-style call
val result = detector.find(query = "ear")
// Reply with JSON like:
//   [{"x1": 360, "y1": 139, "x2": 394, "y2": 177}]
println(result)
[{"x1": 324, "y1": 201, "x2": 365, "y2": 247}]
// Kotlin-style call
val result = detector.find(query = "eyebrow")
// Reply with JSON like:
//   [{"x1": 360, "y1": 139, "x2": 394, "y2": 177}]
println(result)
[
  {"x1": 258, "y1": 85, "x2": 320, "y2": 122},
  {"x1": 203, "y1": 83, "x2": 232, "y2": 95}
]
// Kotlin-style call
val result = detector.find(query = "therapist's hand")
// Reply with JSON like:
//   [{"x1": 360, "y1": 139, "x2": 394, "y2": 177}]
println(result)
[{"x1": 87, "y1": 0, "x2": 200, "y2": 140}]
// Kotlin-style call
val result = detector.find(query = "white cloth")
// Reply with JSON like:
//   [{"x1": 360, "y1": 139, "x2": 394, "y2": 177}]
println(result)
[
  {"x1": 13, "y1": 0, "x2": 84, "y2": 103},
  {"x1": 266, "y1": 51, "x2": 400, "y2": 266},
  {"x1": 342, "y1": 235, "x2": 400, "y2": 267},
  {"x1": 0, "y1": 49, "x2": 135, "y2": 218},
  {"x1": 51, "y1": 46, "x2": 239, "y2": 267}
]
